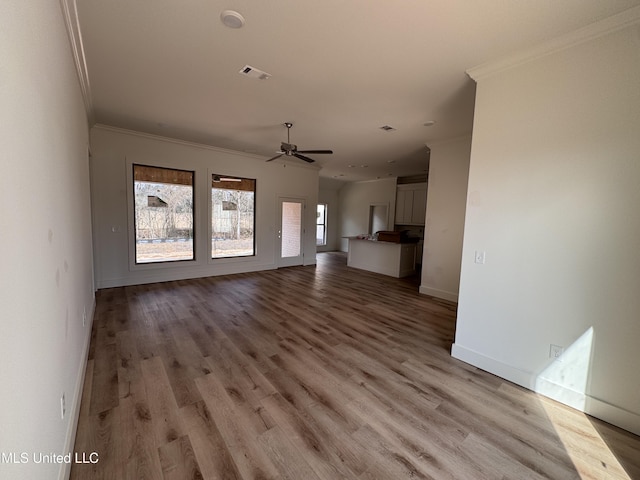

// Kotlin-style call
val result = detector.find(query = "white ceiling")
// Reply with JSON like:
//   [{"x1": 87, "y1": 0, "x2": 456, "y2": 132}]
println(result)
[{"x1": 76, "y1": 0, "x2": 640, "y2": 182}]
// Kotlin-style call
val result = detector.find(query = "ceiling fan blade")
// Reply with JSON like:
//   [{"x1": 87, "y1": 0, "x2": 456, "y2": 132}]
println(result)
[
  {"x1": 266, "y1": 154, "x2": 284, "y2": 162},
  {"x1": 297, "y1": 149, "x2": 333, "y2": 154},
  {"x1": 268, "y1": 123, "x2": 325, "y2": 163},
  {"x1": 293, "y1": 153, "x2": 315, "y2": 163}
]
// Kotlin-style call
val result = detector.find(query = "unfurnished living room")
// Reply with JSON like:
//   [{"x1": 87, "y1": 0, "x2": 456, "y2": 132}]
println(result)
[{"x1": 2, "y1": 1, "x2": 640, "y2": 479}]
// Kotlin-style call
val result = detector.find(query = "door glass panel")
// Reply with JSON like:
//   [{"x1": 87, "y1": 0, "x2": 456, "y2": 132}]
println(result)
[{"x1": 281, "y1": 201, "x2": 302, "y2": 258}]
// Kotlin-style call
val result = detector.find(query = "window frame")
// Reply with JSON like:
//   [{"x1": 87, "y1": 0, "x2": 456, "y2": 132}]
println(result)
[
  {"x1": 316, "y1": 203, "x2": 328, "y2": 247},
  {"x1": 127, "y1": 161, "x2": 197, "y2": 271},
  {"x1": 210, "y1": 173, "x2": 257, "y2": 260}
]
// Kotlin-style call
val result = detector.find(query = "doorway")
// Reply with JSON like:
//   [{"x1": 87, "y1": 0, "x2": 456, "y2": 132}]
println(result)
[
  {"x1": 278, "y1": 197, "x2": 305, "y2": 267},
  {"x1": 369, "y1": 203, "x2": 389, "y2": 234}
]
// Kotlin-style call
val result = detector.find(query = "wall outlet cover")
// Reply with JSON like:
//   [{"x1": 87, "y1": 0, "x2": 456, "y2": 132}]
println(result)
[{"x1": 549, "y1": 344, "x2": 564, "y2": 360}]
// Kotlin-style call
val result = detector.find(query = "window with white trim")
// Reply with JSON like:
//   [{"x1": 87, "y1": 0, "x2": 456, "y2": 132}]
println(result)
[
  {"x1": 211, "y1": 174, "x2": 256, "y2": 258},
  {"x1": 133, "y1": 164, "x2": 194, "y2": 263},
  {"x1": 316, "y1": 204, "x2": 327, "y2": 246}
]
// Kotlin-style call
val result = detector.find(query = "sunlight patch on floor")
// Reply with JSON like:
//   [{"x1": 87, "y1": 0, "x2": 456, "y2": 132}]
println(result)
[
  {"x1": 532, "y1": 327, "x2": 631, "y2": 479},
  {"x1": 539, "y1": 396, "x2": 631, "y2": 479}
]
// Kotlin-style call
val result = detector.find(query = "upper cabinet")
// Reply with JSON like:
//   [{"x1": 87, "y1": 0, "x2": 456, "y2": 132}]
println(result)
[{"x1": 395, "y1": 183, "x2": 427, "y2": 225}]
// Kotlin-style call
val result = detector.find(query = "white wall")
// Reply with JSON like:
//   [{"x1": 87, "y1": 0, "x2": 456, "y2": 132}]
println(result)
[
  {"x1": 338, "y1": 178, "x2": 397, "y2": 251},
  {"x1": 420, "y1": 136, "x2": 471, "y2": 302},
  {"x1": 91, "y1": 126, "x2": 319, "y2": 288},
  {"x1": 0, "y1": 2, "x2": 94, "y2": 479},
  {"x1": 454, "y1": 18, "x2": 640, "y2": 434}
]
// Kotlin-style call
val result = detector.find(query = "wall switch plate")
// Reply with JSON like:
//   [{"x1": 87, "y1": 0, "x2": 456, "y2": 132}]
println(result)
[
  {"x1": 474, "y1": 250, "x2": 486, "y2": 264},
  {"x1": 549, "y1": 344, "x2": 564, "y2": 360}
]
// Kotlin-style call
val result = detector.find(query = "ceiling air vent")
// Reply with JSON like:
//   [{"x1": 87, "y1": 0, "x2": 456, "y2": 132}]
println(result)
[
  {"x1": 380, "y1": 125, "x2": 396, "y2": 131},
  {"x1": 239, "y1": 65, "x2": 271, "y2": 80}
]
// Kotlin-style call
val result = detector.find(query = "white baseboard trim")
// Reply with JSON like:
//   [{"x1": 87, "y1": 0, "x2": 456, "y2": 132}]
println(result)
[
  {"x1": 451, "y1": 343, "x2": 533, "y2": 388},
  {"x1": 451, "y1": 343, "x2": 640, "y2": 436},
  {"x1": 97, "y1": 263, "x2": 277, "y2": 289},
  {"x1": 419, "y1": 285, "x2": 458, "y2": 303},
  {"x1": 586, "y1": 396, "x2": 640, "y2": 436},
  {"x1": 58, "y1": 297, "x2": 96, "y2": 480}
]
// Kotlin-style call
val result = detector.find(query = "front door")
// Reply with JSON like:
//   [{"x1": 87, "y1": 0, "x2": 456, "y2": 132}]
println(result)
[{"x1": 278, "y1": 197, "x2": 305, "y2": 267}]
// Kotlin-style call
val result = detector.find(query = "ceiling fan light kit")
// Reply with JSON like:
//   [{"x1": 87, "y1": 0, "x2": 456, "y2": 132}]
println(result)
[{"x1": 266, "y1": 123, "x2": 333, "y2": 163}]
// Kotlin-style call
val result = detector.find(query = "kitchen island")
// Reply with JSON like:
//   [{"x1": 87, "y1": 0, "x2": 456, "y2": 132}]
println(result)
[{"x1": 346, "y1": 237, "x2": 417, "y2": 278}]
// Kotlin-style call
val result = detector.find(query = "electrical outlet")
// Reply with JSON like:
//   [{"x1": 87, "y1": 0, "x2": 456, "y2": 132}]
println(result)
[
  {"x1": 474, "y1": 250, "x2": 486, "y2": 264},
  {"x1": 61, "y1": 393, "x2": 66, "y2": 419},
  {"x1": 549, "y1": 344, "x2": 564, "y2": 360}
]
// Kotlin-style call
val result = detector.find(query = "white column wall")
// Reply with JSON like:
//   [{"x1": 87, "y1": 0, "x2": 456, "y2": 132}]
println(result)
[
  {"x1": 420, "y1": 136, "x2": 471, "y2": 302},
  {"x1": 0, "y1": 2, "x2": 95, "y2": 479},
  {"x1": 454, "y1": 21, "x2": 640, "y2": 434}
]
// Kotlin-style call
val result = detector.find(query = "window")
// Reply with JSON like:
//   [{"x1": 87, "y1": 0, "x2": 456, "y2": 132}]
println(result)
[
  {"x1": 133, "y1": 165, "x2": 194, "y2": 263},
  {"x1": 316, "y1": 204, "x2": 327, "y2": 246},
  {"x1": 212, "y1": 174, "x2": 255, "y2": 258}
]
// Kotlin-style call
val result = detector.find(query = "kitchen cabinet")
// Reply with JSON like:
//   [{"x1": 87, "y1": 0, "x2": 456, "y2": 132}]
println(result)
[{"x1": 395, "y1": 183, "x2": 427, "y2": 225}]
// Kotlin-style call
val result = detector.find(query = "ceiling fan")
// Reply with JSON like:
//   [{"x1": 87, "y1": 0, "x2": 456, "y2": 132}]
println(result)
[{"x1": 266, "y1": 122, "x2": 333, "y2": 163}]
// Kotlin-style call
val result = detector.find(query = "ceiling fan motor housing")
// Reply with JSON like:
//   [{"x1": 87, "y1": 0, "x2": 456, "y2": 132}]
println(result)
[{"x1": 266, "y1": 122, "x2": 332, "y2": 163}]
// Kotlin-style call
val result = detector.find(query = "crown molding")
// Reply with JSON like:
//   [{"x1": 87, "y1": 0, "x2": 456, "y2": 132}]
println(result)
[
  {"x1": 93, "y1": 124, "x2": 265, "y2": 159},
  {"x1": 59, "y1": 0, "x2": 94, "y2": 125},
  {"x1": 92, "y1": 124, "x2": 321, "y2": 170},
  {"x1": 467, "y1": 5, "x2": 640, "y2": 81}
]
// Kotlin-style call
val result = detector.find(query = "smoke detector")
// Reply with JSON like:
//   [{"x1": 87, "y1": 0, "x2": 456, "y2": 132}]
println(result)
[{"x1": 220, "y1": 10, "x2": 245, "y2": 28}]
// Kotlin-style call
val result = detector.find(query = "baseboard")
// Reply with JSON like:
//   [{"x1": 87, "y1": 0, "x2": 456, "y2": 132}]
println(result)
[
  {"x1": 451, "y1": 343, "x2": 640, "y2": 436},
  {"x1": 58, "y1": 297, "x2": 95, "y2": 480},
  {"x1": 419, "y1": 285, "x2": 458, "y2": 303},
  {"x1": 586, "y1": 396, "x2": 640, "y2": 436},
  {"x1": 451, "y1": 343, "x2": 533, "y2": 388},
  {"x1": 97, "y1": 263, "x2": 277, "y2": 289}
]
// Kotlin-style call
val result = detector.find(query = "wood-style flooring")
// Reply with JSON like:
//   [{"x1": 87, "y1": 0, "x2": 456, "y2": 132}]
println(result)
[{"x1": 71, "y1": 252, "x2": 640, "y2": 479}]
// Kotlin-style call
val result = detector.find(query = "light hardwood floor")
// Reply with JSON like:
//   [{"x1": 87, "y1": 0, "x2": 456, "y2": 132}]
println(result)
[{"x1": 71, "y1": 252, "x2": 640, "y2": 479}]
